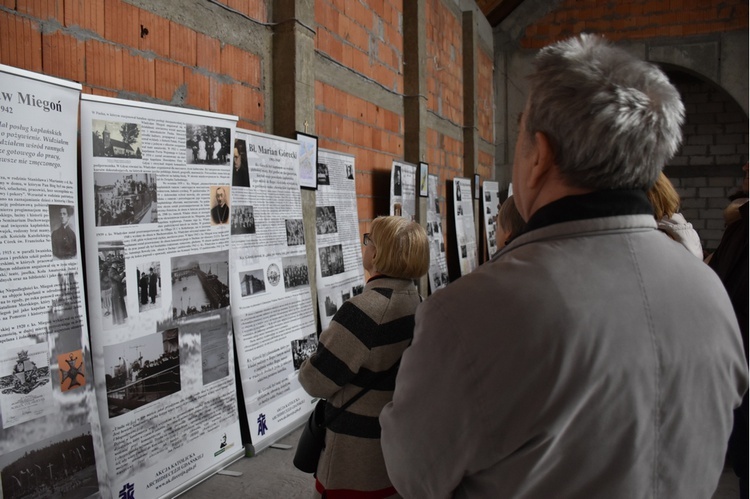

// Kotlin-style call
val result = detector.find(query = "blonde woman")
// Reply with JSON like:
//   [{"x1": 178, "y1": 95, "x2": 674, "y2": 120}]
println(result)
[
  {"x1": 299, "y1": 216, "x2": 429, "y2": 499},
  {"x1": 646, "y1": 172, "x2": 703, "y2": 258}
]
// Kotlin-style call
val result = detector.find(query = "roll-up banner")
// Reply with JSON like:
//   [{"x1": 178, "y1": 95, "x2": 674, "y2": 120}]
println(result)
[
  {"x1": 389, "y1": 160, "x2": 417, "y2": 220},
  {"x1": 427, "y1": 174, "x2": 449, "y2": 293},
  {"x1": 230, "y1": 129, "x2": 317, "y2": 453},
  {"x1": 481, "y1": 181, "x2": 500, "y2": 258},
  {"x1": 315, "y1": 149, "x2": 365, "y2": 330},
  {"x1": 0, "y1": 64, "x2": 109, "y2": 499},
  {"x1": 80, "y1": 94, "x2": 243, "y2": 498},
  {"x1": 453, "y1": 177, "x2": 478, "y2": 276}
]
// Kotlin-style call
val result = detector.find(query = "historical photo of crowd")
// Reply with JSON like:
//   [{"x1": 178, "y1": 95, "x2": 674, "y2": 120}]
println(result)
[
  {"x1": 239, "y1": 269, "x2": 266, "y2": 297},
  {"x1": 319, "y1": 244, "x2": 345, "y2": 277},
  {"x1": 281, "y1": 255, "x2": 309, "y2": 291},
  {"x1": 231, "y1": 205, "x2": 256, "y2": 235},
  {"x1": 91, "y1": 119, "x2": 143, "y2": 159},
  {"x1": 49, "y1": 204, "x2": 78, "y2": 260},
  {"x1": 103, "y1": 329, "x2": 181, "y2": 418},
  {"x1": 285, "y1": 219, "x2": 305, "y2": 246},
  {"x1": 136, "y1": 261, "x2": 161, "y2": 313},
  {"x1": 290, "y1": 333, "x2": 317, "y2": 370},
  {"x1": 94, "y1": 172, "x2": 157, "y2": 226},
  {"x1": 316, "y1": 163, "x2": 330, "y2": 185},
  {"x1": 171, "y1": 251, "x2": 230, "y2": 319},
  {"x1": 186, "y1": 124, "x2": 231, "y2": 165},
  {"x1": 98, "y1": 242, "x2": 128, "y2": 329},
  {"x1": 0, "y1": 429, "x2": 98, "y2": 499},
  {"x1": 316, "y1": 206, "x2": 338, "y2": 235}
]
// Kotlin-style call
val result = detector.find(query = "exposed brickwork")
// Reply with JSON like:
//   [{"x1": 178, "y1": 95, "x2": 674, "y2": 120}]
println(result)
[
  {"x1": 316, "y1": 81, "x2": 404, "y2": 222},
  {"x1": 426, "y1": 0, "x2": 463, "y2": 124},
  {"x1": 520, "y1": 0, "x2": 748, "y2": 48},
  {"x1": 477, "y1": 149, "x2": 493, "y2": 181},
  {"x1": 0, "y1": 1, "x2": 266, "y2": 128},
  {"x1": 427, "y1": 128, "x2": 464, "y2": 231},
  {"x1": 666, "y1": 72, "x2": 748, "y2": 251},
  {"x1": 476, "y1": 47, "x2": 493, "y2": 144},
  {"x1": 315, "y1": 0, "x2": 403, "y2": 93}
]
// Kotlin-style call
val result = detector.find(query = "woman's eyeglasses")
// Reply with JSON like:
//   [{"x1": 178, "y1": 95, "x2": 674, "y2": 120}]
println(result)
[{"x1": 363, "y1": 233, "x2": 372, "y2": 246}]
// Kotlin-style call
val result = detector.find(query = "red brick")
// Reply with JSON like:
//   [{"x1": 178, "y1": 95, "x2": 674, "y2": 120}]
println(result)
[
  {"x1": 196, "y1": 33, "x2": 221, "y2": 74},
  {"x1": 85, "y1": 39, "x2": 123, "y2": 90},
  {"x1": 209, "y1": 77, "x2": 232, "y2": 114},
  {"x1": 221, "y1": 43, "x2": 261, "y2": 87},
  {"x1": 232, "y1": 84, "x2": 263, "y2": 123},
  {"x1": 104, "y1": 0, "x2": 140, "y2": 47},
  {"x1": 0, "y1": 12, "x2": 43, "y2": 72},
  {"x1": 237, "y1": 119, "x2": 264, "y2": 133},
  {"x1": 138, "y1": 10, "x2": 170, "y2": 57},
  {"x1": 154, "y1": 59, "x2": 183, "y2": 102},
  {"x1": 184, "y1": 68, "x2": 209, "y2": 109},
  {"x1": 122, "y1": 51, "x2": 155, "y2": 96},
  {"x1": 16, "y1": 0, "x2": 63, "y2": 20},
  {"x1": 170, "y1": 21, "x2": 197, "y2": 66},
  {"x1": 43, "y1": 30, "x2": 84, "y2": 82},
  {"x1": 64, "y1": 0, "x2": 104, "y2": 36}
]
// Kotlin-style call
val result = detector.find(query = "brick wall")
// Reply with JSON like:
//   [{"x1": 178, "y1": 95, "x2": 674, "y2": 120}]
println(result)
[
  {"x1": 520, "y1": 0, "x2": 748, "y2": 48},
  {"x1": 666, "y1": 71, "x2": 748, "y2": 252},
  {"x1": 476, "y1": 47, "x2": 493, "y2": 146},
  {"x1": 426, "y1": 0, "x2": 463, "y2": 122},
  {"x1": 0, "y1": 1, "x2": 266, "y2": 130}
]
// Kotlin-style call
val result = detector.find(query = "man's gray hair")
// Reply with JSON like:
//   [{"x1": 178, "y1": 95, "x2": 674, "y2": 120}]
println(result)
[{"x1": 525, "y1": 34, "x2": 685, "y2": 190}]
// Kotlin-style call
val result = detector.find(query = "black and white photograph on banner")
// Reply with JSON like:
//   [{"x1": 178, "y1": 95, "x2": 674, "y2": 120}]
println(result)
[
  {"x1": 461, "y1": 245, "x2": 467, "y2": 258},
  {"x1": 239, "y1": 269, "x2": 266, "y2": 298},
  {"x1": 0, "y1": 344, "x2": 52, "y2": 422},
  {"x1": 231, "y1": 205, "x2": 256, "y2": 235},
  {"x1": 232, "y1": 138, "x2": 250, "y2": 188},
  {"x1": 457, "y1": 205, "x2": 464, "y2": 216},
  {"x1": 210, "y1": 185, "x2": 230, "y2": 226},
  {"x1": 427, "y1": 223, "x2": 433, "y2": 237},
  {"x1": 351, "y1": 284, "x2": 364, "y2": 296},
  {"x1": 94, "y1": 172, "x2": 157, "y2": 226},
  {"x1": 282, "y1": 255, "x2": 309, "y2": 291},
  {"x1": 322, "y1": 293, "x2": 338, "y2": 317},
  {"x1": 48, "y1": 205, "x2": 78, "y2": 260},
  {"x1": 485, "y1": 191, "x2": 491, "y2": 202},
  {"x1": 319, "y1": 244, "x2": 345, "y2": 277},
  {"x1": 345, "y1": 164, "x2": 354, "y2": 180},
  {"x1": 0, "y1": 426, "x2": 98, "y2": 499},
  {"x1": 316, "y1": 206, "x2": 338, "y2": 234},
  {"x1": 455, "y1": 180, "x2": 463, "y2": 201},
  {"x1": 340, "y1": 289, "x2": 351, "y2": 303},
  {"x1": 432, "y1": 221, "x2": 440, "y2": 234},
  {"x1": 393, "y1": 164, "x2": 402, "y2": 196},
  {"x1": 316, "y1": 162, "x2": 330, "y2": 186},
  {"x1": 136, "y1": 261, "x2": 161, "y2": 313},
  {"x1": 91, "y1": 119, "x2": 143, "y2": 159},
  {"x1": 170, "y1": 250, "x2": 230, "y2": 319},
  {"x1": 285, "y1": 219, "x2": 305, "y2": 246},
  {"x1": 419, "y1": 162, "x2": 429, "y2": 197},
  {"x1": 290, "y1": 333, "x2": 317, "y2": 370},
  {"x1": 201, "y1": 325, "x2": 230, "y2": 385},
  {"x1": 98, "y1": 241, "x2": 128, "y2": 330},
  {"x1": 185, "y1": 124, "x2": 231, "y2": 165},
  {"x1": 103, "y1": 329, "x2": 181, "y2": 418}
]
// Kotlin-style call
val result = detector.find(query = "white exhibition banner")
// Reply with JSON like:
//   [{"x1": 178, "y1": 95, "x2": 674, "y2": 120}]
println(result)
[
  {"x1": 453, "y1": 177, "x2": 478, "y2": 276},
  {"x1": 0, "y1": 65, "x2": 107, "y2": 498},
  {"x1": 426, "y1": 174, "x2": 449, "y2": 292},
  {"x1": 482, "y1": 181, "x2": 500, "y2": 257},
  {"x1": 80, "y1": 95, "x2": 243, "y2": 498},
  {"x1": 230, "y1": 129, "x2": 317, "y2": 452},
  {"x1": 389, "y1": 160, "x2": 416, "y2": 220},
  {"x1": 315, "y1": 149, "x2": 365, "y2": 330}
]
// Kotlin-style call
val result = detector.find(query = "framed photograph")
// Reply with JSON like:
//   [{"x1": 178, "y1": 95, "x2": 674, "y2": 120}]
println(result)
[
  {"x1": 419, "y1": 162, "x2": 429, "y2": 198},
  {"x1": 296, "y1": 132, "x2": 318, "y2": 190},
  {"x1": 474, "y1": 174, "x2": 481, "y2": 200}
]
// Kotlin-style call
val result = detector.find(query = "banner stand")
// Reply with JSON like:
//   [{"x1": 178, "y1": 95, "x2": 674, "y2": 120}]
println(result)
[{"x1": 161, "y1": 448, "x2": 244, "y2": 499}]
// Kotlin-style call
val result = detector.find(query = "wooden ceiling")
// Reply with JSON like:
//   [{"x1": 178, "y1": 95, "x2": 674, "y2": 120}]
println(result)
[{"x1": 476, "y1": 0, "x2": 526, "y2": 27}]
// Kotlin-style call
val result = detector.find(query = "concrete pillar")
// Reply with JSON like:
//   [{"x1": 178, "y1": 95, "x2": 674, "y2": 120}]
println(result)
[
  {"x1": 272, "y1": 0, "x2": 319, "y2": 324},
  {"x1": 403, "y1": 0, "x2": 429, "y2": 295}
]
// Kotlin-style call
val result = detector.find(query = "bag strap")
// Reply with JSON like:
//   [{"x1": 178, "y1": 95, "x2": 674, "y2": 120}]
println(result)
[{"x1": 322, "y1": 359, "x2": 401, "y2": 426}]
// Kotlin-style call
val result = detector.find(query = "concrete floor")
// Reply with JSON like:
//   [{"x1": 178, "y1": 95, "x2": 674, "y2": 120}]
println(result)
[{"x1": 178, "y1": 424, "x2": 741, "y2": 498}]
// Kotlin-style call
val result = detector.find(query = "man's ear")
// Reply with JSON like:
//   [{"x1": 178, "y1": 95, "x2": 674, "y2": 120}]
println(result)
[{"x1": 527, "y1": 131, "x2": 556, "y2": 189}]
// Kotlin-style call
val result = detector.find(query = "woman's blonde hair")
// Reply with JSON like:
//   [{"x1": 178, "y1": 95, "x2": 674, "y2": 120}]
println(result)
[
  {"x1": 369, "y1": 216, "x2": 429, "y2": 279},
  {"x1": 646, "y1": 172, "x2": 680, "y2": 220}
]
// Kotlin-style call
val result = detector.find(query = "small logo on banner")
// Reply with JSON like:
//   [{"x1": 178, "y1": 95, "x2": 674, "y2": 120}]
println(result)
[
  {"x1": 257, "y1": 413, "x2": 268, "y2": 436},
  {"x1": 214, "y1": 433, "x2": 235, "y2": 457},
  {"x1": 118, "y1": 482, "x2": 135, "y2": 499}
]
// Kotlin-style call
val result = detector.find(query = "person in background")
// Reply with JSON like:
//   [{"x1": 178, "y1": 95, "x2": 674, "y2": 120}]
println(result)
[
  {"x1": 298, "y1": 216, "x2": 429, "y2": 499},
  {"x1": 379, "y1": 34, "x2": 747, "y2": 498},
  {"x1": 495, "y1": 195, "x2": 525, "y2": 249},
  {"x1": 707, "y1": 161, "x2": 749, "y2": 498},
  {"x1": 646, "y1": 171, "x2": 703, "y2": 258}
]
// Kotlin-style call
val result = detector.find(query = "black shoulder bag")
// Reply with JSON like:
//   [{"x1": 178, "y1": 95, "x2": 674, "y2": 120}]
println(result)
[{"x1": 293, "y1": 360, "x2": 400, "y2": 473}]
